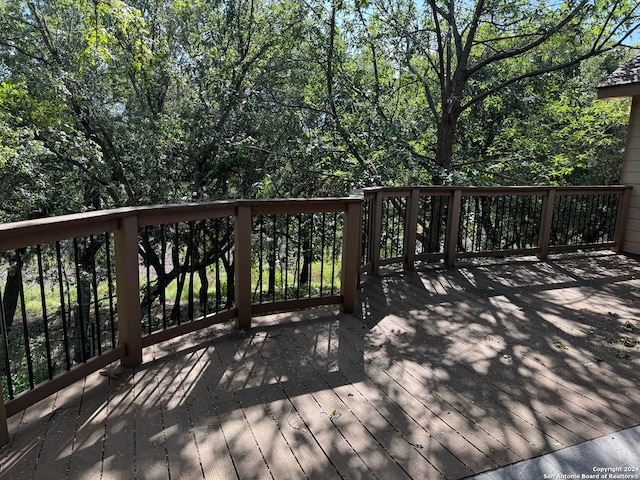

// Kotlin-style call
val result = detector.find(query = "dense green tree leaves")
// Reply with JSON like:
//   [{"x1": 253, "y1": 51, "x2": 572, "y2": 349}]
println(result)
[
  {"x1": 338, "y1": 0, "x2": 639, "y2": 181},
  {"x1": 0, "y1": 0, "x2": 637, "y2": 222},
  {"x1": 452, "y1": 53, "x2": 632, "y2": 185}
]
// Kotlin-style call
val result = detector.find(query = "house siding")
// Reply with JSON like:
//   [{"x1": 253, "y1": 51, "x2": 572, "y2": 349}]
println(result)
[{"x1": 622, "y1": 96, "x2": 640, "y2": 254}]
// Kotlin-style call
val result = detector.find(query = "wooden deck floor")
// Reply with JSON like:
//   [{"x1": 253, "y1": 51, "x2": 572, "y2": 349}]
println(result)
[{"x1": 2, "y1": 251, "x2": 640, "y2": 479}]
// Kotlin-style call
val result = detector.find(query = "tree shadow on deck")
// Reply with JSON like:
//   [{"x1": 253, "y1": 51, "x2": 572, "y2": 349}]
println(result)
[
  {"x1": 361, "y1": 251, "x2": 640, "y2": 477},
  {"x1": 2, "y1": 252, "x2": 640, "y2": 479}
]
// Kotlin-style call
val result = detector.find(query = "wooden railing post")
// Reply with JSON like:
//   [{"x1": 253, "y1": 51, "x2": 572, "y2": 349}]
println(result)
[
  {"x1": 538, "y1": 189, "x2": 556, "y2": 260},
  {"x1": 342, "y1": 200, "x2": 362, "y2": 313},
  {"x1": 235, "y1": 204, "x2": 252, "y2": 328},
  {"x1": 445, "y1": 189, "x2": 462, "y2": 266},
  {"x1": 404, "y1": 189, "x2": 420, "y2": 270},
  {"x1": 371, "y1": 191, "x2": 383, "y2": 276},
  {"x1": 0, "y1": 376, "x2": 9, "y2": 447},
  {"x1": 613, "y1": 186, "x2": 633, "y2": 253},
  {"x1": 114, "y1": 215, "x2": 142, "y2": 368}
]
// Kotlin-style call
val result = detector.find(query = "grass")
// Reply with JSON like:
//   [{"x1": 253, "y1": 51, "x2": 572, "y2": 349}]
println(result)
[{"x1": 251, "y1": 259, "x2": 343, "y2": 302}]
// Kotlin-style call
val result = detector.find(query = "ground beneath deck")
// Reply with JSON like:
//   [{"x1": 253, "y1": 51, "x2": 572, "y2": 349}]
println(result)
[{"x1": 2, "y1": 252, "x2": 640, "y2": 479}]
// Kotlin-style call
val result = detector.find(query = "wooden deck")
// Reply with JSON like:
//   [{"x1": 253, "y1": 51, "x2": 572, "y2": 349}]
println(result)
[{"x1": 2, "y1": 251, "x2": 640, "y2": 479}]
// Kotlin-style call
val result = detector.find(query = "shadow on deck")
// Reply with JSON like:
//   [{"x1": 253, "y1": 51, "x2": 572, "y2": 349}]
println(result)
[{"x1": 2, "y1": 251, "x2": 640, "y2": 479}]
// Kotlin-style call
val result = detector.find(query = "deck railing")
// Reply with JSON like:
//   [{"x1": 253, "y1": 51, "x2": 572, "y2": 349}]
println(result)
[
  {"x1": 361, "y1": 186, "x2": 631, "y2": 273},
  {"x1": 0, "y1": 185, "x2": 631, "y2": 444}
]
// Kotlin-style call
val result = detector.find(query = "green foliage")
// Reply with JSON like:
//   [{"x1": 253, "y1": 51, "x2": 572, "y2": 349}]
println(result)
[
  {"x1": 454, "y1": 53, "x2": 632, "y2": 185},
  {"x1": 0, "y1": 0, "x2": 637, "y2": 218}
]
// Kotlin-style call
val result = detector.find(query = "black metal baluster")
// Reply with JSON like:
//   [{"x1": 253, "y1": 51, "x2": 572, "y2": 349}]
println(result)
[
  {"x1": 596, "y1": 195, "x2": 606, "y2": 243},
  {"x1": 425, "y1": 196, "x2": 432, "y2": 253},
  {"x1": 308, "y1": 214, "x2": 314, "y2": 298},
  {"x1": 202, "y1": 220, "x2": 209, "y2": 317},
  {"x1": 279, "y1": 218, "x2": 285, "y2": 301},
  {"x1": 575, "y1": 195, "x2": 585, "y2": 244},
  {"x1": 296, "y1": 214, "x2": 302, "y2": 299},
  {"x1": 392, "y1": 198, "x2": 399, "y2": 257},
  {"x1": 175, "y1": 223, "x2": 181, "y2": 325},
  {"x1": 510, "y1": 196, "x2": 519, "y2": 248},
  {"x1": 331, "y1": 212, "x2": 338, "y2": 295},
  {"x1": 188, "y1": 221, "x2": 195, "y2": 321},
  {"x1": 383, "y1": 198, "x2": 390, "y2": 259},
  {"x1": 215, "y1": 219, "x2": 221, "y2": 313},
  {"x1": 569, "y1": 196, "x2": 579, "y2": 244},
  {"x1": 510, "y1": 196, "x2": 517, "y2": 248},
  {"x1": 473, "y1": 197, "x2": 481, "y2": 252},
  {"x1": 567, "y1": 195, "x2": 577, "y2": 244},
  {"x1": 258, "y1": 215, "x2": 264, "y2": 304},
  {"x1": 582, "y1": 195, "x2": 593, "y2": 244},
  {"x1": 526, "y1": 196, "x2": 536, "y2": 246},
  {"x1": 522, "y1": 195, "x2": 529, "y2": 246},
  {"x1": 90, "y1": 236, "x2": 101, "y2": 356},
  {"x1": 554, "y1": 196, "x2": 565, "y2": 246},
  {"x1": 551, "y1": 195, "x2": 560, "y2": 246},
  {"x1": 457, "y1": 197, "x2": 466, "y2": 253},
  {"x1": 36, "y1": 245, "x2": 54, "y2": 380},
  {"x1": 56, "y1": 241, "x2": 71, "y2": 371},
  {"x1": 73, "y1": 239, "x2": 88, "y2": 363},
  {"x1": 0, "y1": 287, "x2": 14, "y2": 399},
  {"x1": 272, "y1": 214, "x2": 277, "y2": 303},
  {"x1": 368, "y1": 198, "x2": 374, "y2": 258},
  {"x1": 389, "y1": 199, "x2": 396, "y2": 257},
  {"x1": 320, "y1": 212, "x2": 326, "y2": 297},
  {"x1": 144, "y1": 228, "x2": 152, "y2": 335},
  {"x1": 160, "y1": 224, "x2": 167, "y2": 328},
  {"x1": 284, "y1": 214, "x2": 290, "y2": 301},
  {"x1": 16, "y1": 250, "x2": 34, "y2": 387},
  {"x1": 227, "y1": 217, "x2": 234, "y2": 309},
  {"x1": 104, "y1": 232, "x2": 116, "y2": 349},
  {"x1": 496, "y1": 196, "x2": 513, "y2": 250},
  {"x1": 361, "y1": 200, "x2": 368, "y2": 262}
]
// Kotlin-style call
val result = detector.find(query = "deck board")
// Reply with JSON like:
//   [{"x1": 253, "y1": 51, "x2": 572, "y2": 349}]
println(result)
[
  {"x1": 101, "y1": 370, "x2": 136, "y2": 479},
  {"x1": 66, "y1": 378, "x2": 109, "y2": 480},
  {"x1": 2, "y1": 251, "x2": 640, "y2": 479}
]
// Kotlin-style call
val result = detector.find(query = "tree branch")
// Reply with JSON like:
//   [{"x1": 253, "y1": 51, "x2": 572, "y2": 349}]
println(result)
[
  {"x1": 465, "y1": 0, "x2": 589, "y2": 78},
  {"x1": 461, "y1": 47, "x2": 614, "y2": 111}
]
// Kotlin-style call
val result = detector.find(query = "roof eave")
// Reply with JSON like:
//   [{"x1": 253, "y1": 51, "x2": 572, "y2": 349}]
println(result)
[{"x1": 597, "y1": 83, "x2": 640, "y2": 99}]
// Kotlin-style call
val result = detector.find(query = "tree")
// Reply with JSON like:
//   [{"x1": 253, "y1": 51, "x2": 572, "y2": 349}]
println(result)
[
  {"x1": 344, "y1": 0, "x2": 639, "y2": 182},
  {"x1": 452, "y1": 51, "x2": 633, "y2": 185}
]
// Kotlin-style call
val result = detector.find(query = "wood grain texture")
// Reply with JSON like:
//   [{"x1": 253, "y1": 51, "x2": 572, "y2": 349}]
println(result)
[{"x1": 2, "y1": 251, "x2": 640, "y2": 479}]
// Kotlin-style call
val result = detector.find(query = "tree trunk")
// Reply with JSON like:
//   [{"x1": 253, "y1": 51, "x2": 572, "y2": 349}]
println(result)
[
  {"x1": 73, "y1": 274, "x2": 92, "y2": 364},
  {"x1": 299, "y1": 236, "x2": 312, "y2": 286},
  {"x1": 2, "y1": 253, "x2": 23, "y2": 331},
  {"x1": 428, "y1": 104, "x2": 463, "y2": 253},
  {"x1": 222, "y1": 256, "x2": 234, "y2": 309},
  {"x1": 434, "y1": 107, "x2": 461, "y2": 175},
  {"x1": 72, "y1": 236, "x2": 103, "y2": 364},
  {"x1": 170, "y1": 270, "x2": 187, "y2": 322},
  {"x1": 267, "y1": 256, "x2": 276, "y2": 297},
  {"x1": 199, "y1": 266, "x2": 209, "y2": 312}
]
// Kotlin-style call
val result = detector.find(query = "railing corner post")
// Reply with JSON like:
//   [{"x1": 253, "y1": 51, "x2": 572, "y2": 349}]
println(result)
[
  {"x1": 371, "y1": 191, "x2": 383, "y2": 276},
  {"x1": 445, "y1": 189, "x2": 462, "y2": 267},
  {"x1": 538, "y1": 189, "x2": 556, "y2": 260},
  {"x1": 235, "y1": 204, "x2": 253, "y2": 329},
  {"x1": 403, "y1": 189, "x2": 419, "y2": 270},
  {"x1": 613, "y1": 185, "x2": 632, "y2": 253},
  {"x1": 115, "y1": 214, "x2": 143, "y2": 368},
  {"x1": 341, "y1": 200, "x2": 362, "y2": 314}
]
